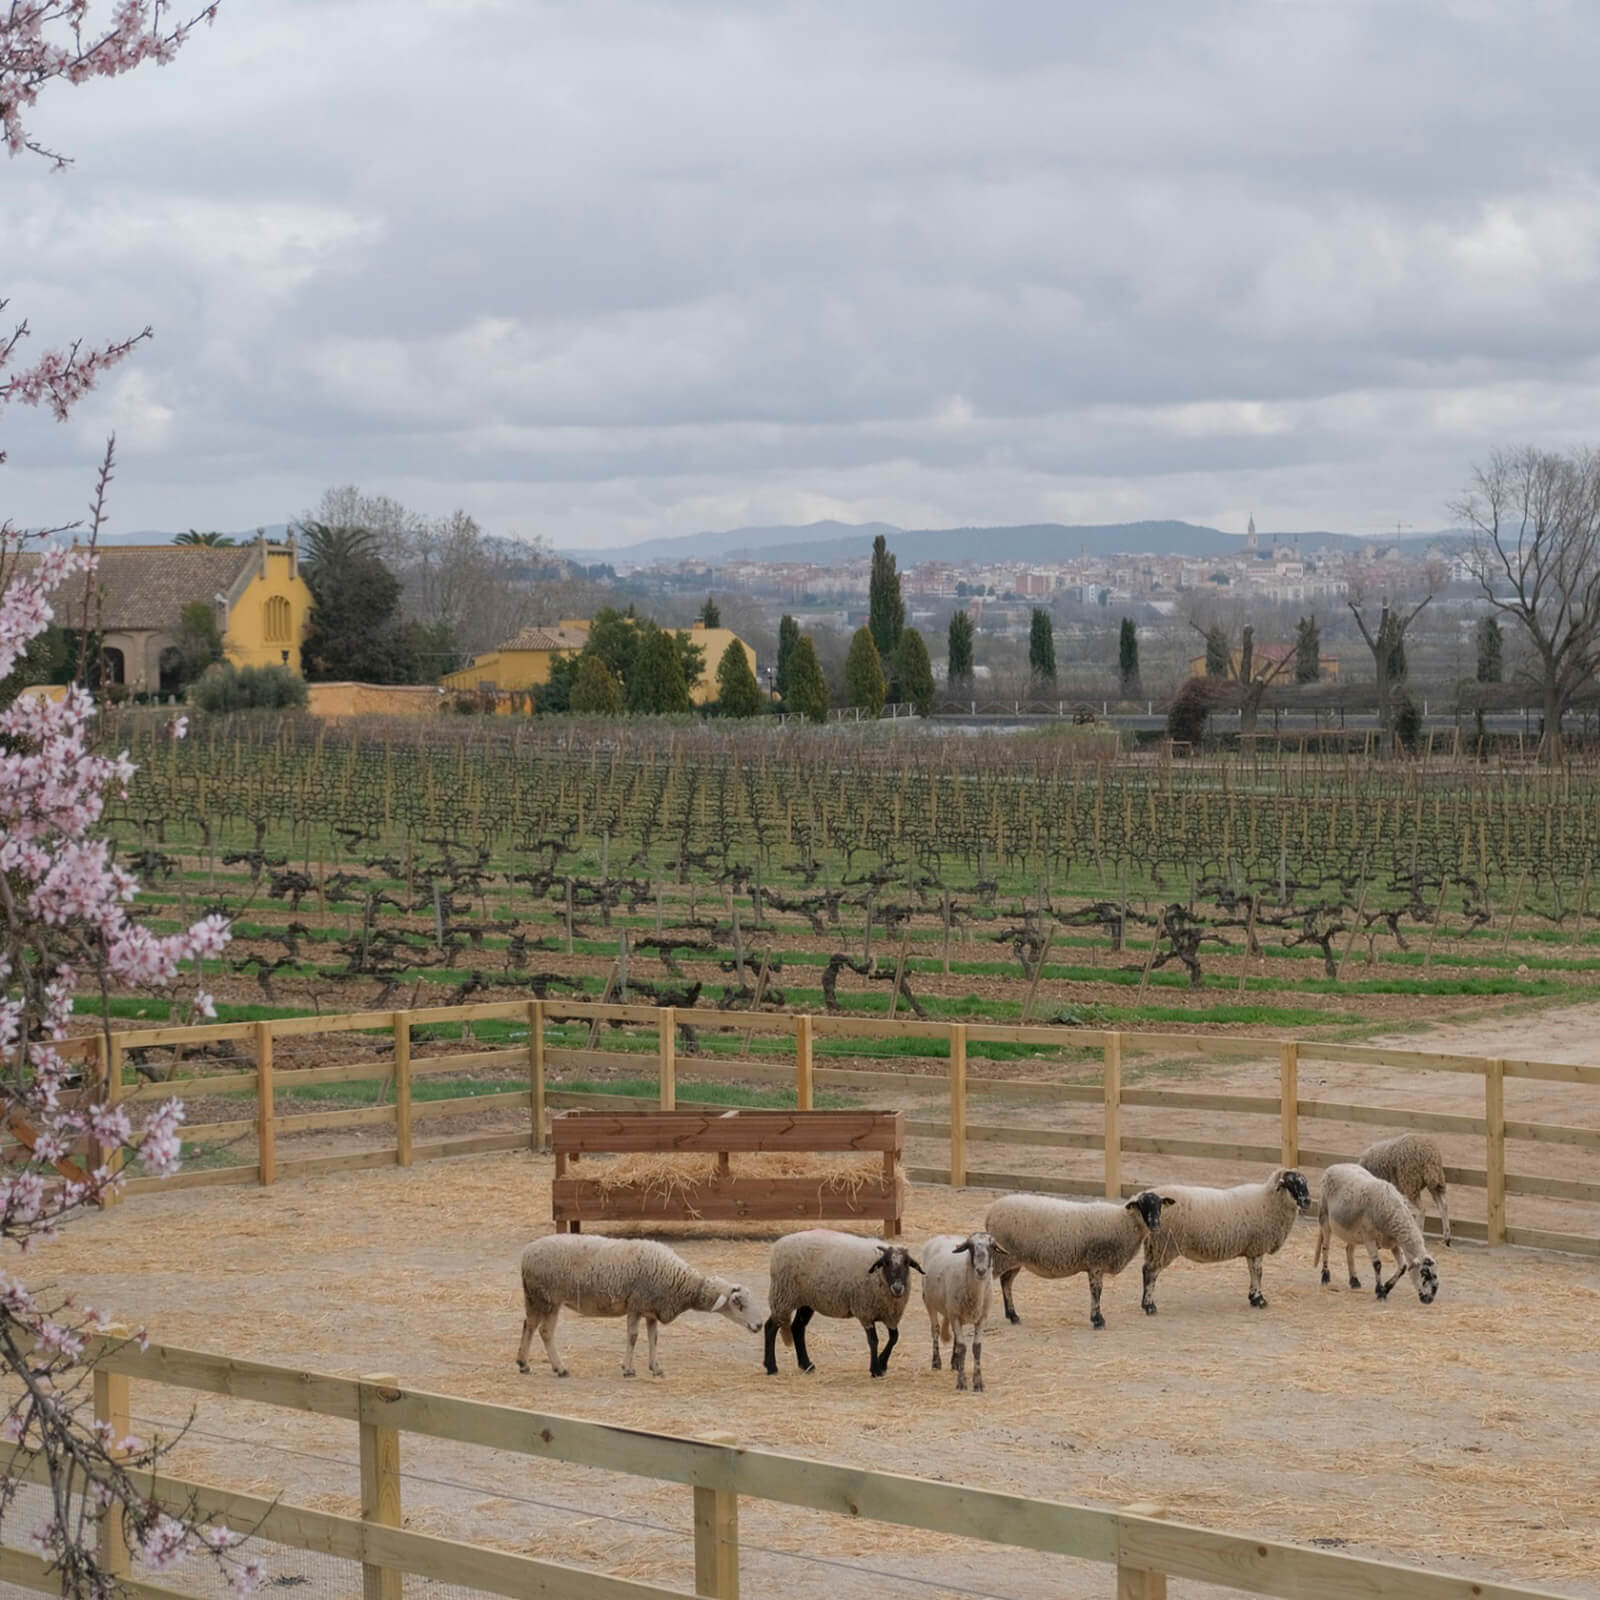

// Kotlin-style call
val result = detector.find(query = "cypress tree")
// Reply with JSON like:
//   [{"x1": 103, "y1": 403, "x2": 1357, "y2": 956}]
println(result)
[
  {"x1": 868, "y1": 535, "x2": 905, "y2": 657},
  {"x1": 1476, "y1": 615, "x2": 1503, "y2": 683},
  {"x1": 947, "y1": 610, "x2": 974, "y2": 685},
  {"x1": 776, "y1": 614, "x2": 800, "y2": 699},
  {"x1": 1295, "y1": 615, "x2": 1321, "y2": 683},
  {"x1": 1028, "y1": 608, "x2": 1055, "y2": 680},
  {"x1": 895, "y1": 627, "x2": 935, "y2": 717},
  {"x1": 845, "y1": 627, "x2": 887, "y2": 716},
  {"x1": 571, "y1": 655, "x2": 623, "y2": 714},
  {"x1": 1118, "y1": 617, "x2": 1140, "y2": 693},
  {"x1": 786, "y1": 636, "x2": 829, "y2": 724},
  {"x1": 714, "y1": 639, "x2": 764, "y2": 717}
]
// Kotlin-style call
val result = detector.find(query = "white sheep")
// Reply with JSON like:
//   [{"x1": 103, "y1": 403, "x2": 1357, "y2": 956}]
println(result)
[
  {"x1": 1314, "y1": 1163, "x2": 1439, "y2": 1304},
  {"x1": 763, "y1": 1230, "x2": 923, "y2": 1378},
  {"x1": 920, "y1": 1232, "x2": 995, "y2": 1393},
  {"x1": 985, "y1": 1190, "x2": 1172, "y2": 1329},
  {"x1": 515, "y1": 1234, "x2": 767, "y2": 1378},
  {"x1": 1359, "y1": 1131, "x2": 1451, "y2": 1247},
  {"x1": 1139, "y1": 1167, "x2": 1313, "y2": 1314}
]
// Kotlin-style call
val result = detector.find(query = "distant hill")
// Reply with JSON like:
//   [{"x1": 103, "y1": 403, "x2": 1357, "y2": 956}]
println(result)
[{"x1": 570, "y1": 519, "x2": 1463, "y2": 571}]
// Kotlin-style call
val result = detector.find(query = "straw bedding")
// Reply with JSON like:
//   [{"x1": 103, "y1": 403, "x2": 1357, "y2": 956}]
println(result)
[{"x1": 23, "y1": 1152, "x2": 1600, "y2": 1599}]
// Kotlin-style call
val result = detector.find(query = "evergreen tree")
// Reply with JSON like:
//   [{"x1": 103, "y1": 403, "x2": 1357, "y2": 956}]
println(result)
[
  {"x1": 1204, "y1": 623, "x2": 1230, "y2": 677},
  {"x1": 1476, "y1": 615, "x2": 1503, "y2": 683},
  {"x1": 845, "y1": 627, "x2": 887, "y2": 716},
  {"x1": 895, "y1": 627, "x2": 935, "y2": 717},
  {"x1": 571, "y1": 654, "x2": 623, "y2": 714},
  {"x1": 1118, "y1": 617, "x2": 1140, "y2": 694},
  {"x1": 1295, "y1": 615, "x2": 1322, "y2": 683},
  {"x1": 627, "y1": 623, "x2": 693, "y2": 714},
  {"x1": 540, "y1": 652, "x2": 578, "y2": 713},
  {"x1": 947, "y1": 609, "x2": 974, "y2": 685},
  {"x1": 775, "y1": 614, "x2": 800, "y2": 700},
  {"x1": 786, "y1": 635, "x2": 829, "y2": 724},
  {"x1": 868, "y1": 535, "x2": 905, "y2": 657},
  {"x1": 299, "y1": 522, "x2": 421, "y2": 683},
  {"x1": 700, "y1": 595, "x2": 721, "y2": 628},
  {"x1": 714, "y1": 639, "x2": 764, "y2": 717},
  {"x1": 1028, "y1": 608, "x2": 1055, "y2": 680}
]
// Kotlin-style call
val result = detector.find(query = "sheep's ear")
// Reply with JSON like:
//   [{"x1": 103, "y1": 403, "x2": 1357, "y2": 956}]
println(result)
[
  {"x1": 906, "y1": 1256, "x2": 925, "y2": 1274},
  {"x1": 953, "y1": 1239, "x2": 972, "y2": 1256},
  {"x1": 866, "y1": 1256, "x2": 886, "y2": 1275},
  {"x1": 1160, "y1": 1196, "x2": 1177, "y2": 1207},
  {"x1": 710, "y1": 1292, "x2": 728, "y2": 1311}
]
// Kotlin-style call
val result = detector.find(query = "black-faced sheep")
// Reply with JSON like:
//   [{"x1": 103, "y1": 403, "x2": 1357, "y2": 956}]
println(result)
[
  {"x1": 985, "y1": 1190, "x2": 1171, "y2": 1330},
  {"x1": 516, "y1": 1234, "x2": 767, "y2": 1378},
  {"x1": 763, "y1": 1230, "x2": 923, "y2": 1378},
  {"x1": 920, "y1": 1232, "x2": 995, "y2": 1393},
  {"x1": 1358, "y1": 1131, "x2": 1450, "y2": 1247},
  {"x1": 1314, "y1": 1163, "x2": 1440, "y2": 1304},
  {"x1": 1139, "y1": 1168, "x2": 1312, "y2": 1314}
]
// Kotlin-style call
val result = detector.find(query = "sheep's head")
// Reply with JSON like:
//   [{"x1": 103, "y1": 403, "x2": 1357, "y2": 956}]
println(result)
[
  {"x1": 1127, "y1": 1191, "x2": 1175, "y2": 1234},
  {"x1": 953, "y1": 1232, "x2": 996, "y2": 1278},
  {"x1": 867, "y1": 1244, "x2": 923, "y2": 1300},
  {"x1": 1277, "y1": 1170, "x2": 1313, "y2": 1212},
  {"x1": 709, "y1": 1282, "x2": 769, "y2": 1333},
  {"x1": 1415, "y1": 1255, "x2": 1439, "y2": 1304}
]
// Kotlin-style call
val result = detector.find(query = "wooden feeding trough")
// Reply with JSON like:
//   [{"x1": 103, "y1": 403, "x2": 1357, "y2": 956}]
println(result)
[{"x1": 550, "y1": 1109, "x2": 905, "y2": 1237}]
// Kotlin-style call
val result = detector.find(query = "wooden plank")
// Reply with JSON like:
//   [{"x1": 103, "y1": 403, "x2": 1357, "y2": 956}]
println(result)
[
  {"x1": 1280, "y1": 1041, "x2": 1298, "y2": 1168},
  {"x1": 401, "y1": 1000, "x2": 532, "y2": 1027},
  {"x1": 965, "y1": 1023, "x2": 1111, "y2": 1049},
  {"x1": 1119, "y1": 1089, "x2": 1280, "y2": 1115},
  {"x1": 1295, "y1": 1043, "x2": 1488, "y2": 1075},
  {"x1": 1486, "y1": 1058, "x2": 1506, "y2": 1246},
  {"x1": 1295, "y1": 1100, "x2": 1487, "y2": 1137},
  {"x1": 1501, "y1": 1057, "x2": 1600, "y2": 1086},
  {"x1": 541, "y1": 1000, "x2": 663, "y2": 1025},
  {"x1": 92, "y1": 1338, "x2": 364, "y2": 1420},
  {"x1": 176, "y1": 1116, "x2": 257, "y2": 1142},
  {"x1": 808, "y1": 1014, "x2": 952, "y2": 1042},
  {"x1": 410, "y1": 1090, "x2": 531, "y2": 1120},
  {"x1": 906, "y1": 1121, "x2": 1104, "y2": 1153},
  {"x1": 694, "y1": 1432, "x2": 739, "y2": 1600},
  {"x1": 1504, "y1": 1171, "x2": 1600, "y2": 1203},
  {"x1": 1116, "y1": 1512, "x2": 1556, "y2": 1600},
  {"x1": 551, "y1": 1111, "x2": 903, "y2": 1154},
  {"x1": 659, "y1": 1006, "x2": 676, "y2": 1111},
  {"x1": 0, "y1": 1548, "x2": 197, "y2": 1600},
  {"x1": 552, "y1": 1174, "x2": 902, "y2": 1224},
  {"x1": 268, "y1": 1011, "x2": 393, "y2": 1038},
  {"x1": 359, "y1": 1375, "x2": 403, "y2": 1600},
  {"x1": 1118, "y1": 1031, "x2": 1269, "y2": 1060},
  {"x1": 409, "y1": 1047, "x2": 525, "y2": 1076},
  {"x1": 411, "y1": 1131, "x2": 533, "y2": 1162},
  {"x1": 679, "y1": 1058, "x2": 798, "y2": 1089},
  {"x1": 111, "y1": 1021, "x2": 259, "y2": 1049},
  {"x1": 1103, "y1": 1032, "x2": 1122, "y2": 1199},
  {"x1": 949, "y1": 1023, "x2": 967, "y2": 1186},
  {"x1": 124, "y1": 1069, "x2": 259, "y2": 1101},
  {"x1": 796, "y1": 1012, "x2": 813, "y2": 1111},
  {"x1": 394, "y1": 1014, "x2": 412, "y2": 1168},
  {"x1": 274, "y1": 1149, "x2": 402, "y2": 1181},
  {"x1": 1502, "y1": 1117, "x2": 1600, "y2": 1149},
  {"x1": 529, "y1": 998, "x2": 546, "y2": 1152},
  {"x1": 967, "y1": 1076, "x2": 1103, "y2": 1104},
  {"x1": 545, "y1": 1049, "x2": 657, "y2": 1073},
  {"x1": 1120, "y1": 1136, "x2": 1283, "y2": 1165},
  {"x1": 1504, "y1": 1225, "x2": 1600, "y2": 1257},
  {"x1": 122, "y1": 1164, "x2": 259, "y2": 1195},
  {"x1": 912, "y1": 1166, "x2": 1104, "y2": 1198},
  {"x1": 275, "y1": 1103, "x2": 397, "y2": 1136}
]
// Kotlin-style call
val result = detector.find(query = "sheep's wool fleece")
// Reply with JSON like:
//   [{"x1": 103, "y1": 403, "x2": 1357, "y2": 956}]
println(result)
[
  {"x1": 1144, "y1": 1179, "x2": 1299, "y2": 1269},
  {"x1": 521, "y1": 1235, "x2": 718, "y2": 1322},
  {"x1": 985, "y1": 1195, "x2": 1147, "y2": 1277},
  {"x1": 767, "y1": 1229, "x2": 912, "y2": 1325}
]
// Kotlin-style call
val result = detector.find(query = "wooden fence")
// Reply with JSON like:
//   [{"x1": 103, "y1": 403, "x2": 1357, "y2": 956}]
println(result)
[
  {"x1": 61, "y1": 1000, "x2": 1600, "y2": 1256},
  {"x1": 0, "y1": 1334, "x2": 1570, "y2": 1600}
]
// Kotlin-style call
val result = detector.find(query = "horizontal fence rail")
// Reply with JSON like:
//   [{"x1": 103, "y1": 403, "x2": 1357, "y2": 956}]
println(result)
[
  {"x1": 37, "y1": 1000, "x2": 1600, "y2": 1255},
  {"x1": 0, "y1": 1335, "x2": 1567, "y2": 1600}
]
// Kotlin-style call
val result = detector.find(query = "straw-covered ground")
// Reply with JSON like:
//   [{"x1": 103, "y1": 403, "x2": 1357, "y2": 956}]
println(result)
[{"x1": 29, "y1": 1149, "x2": 1600, "y2": 1600}]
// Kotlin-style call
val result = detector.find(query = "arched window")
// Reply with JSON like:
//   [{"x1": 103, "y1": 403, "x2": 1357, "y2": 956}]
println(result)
[{"x1": 263, "y1": 594, "x2": 292, "y2": 643}]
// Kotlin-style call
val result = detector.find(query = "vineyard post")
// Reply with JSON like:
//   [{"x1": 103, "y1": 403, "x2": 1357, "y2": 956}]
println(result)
[
  {"x1": 432, "y1": 882, "x2": 445, "y2": 956},
  {"x1": 392, "y1": 1012, "x2": 412, "y2": 1167},
  {"x1": 732, "y1": 903, "x2": 744, "y2": 983},
  {"x1": 565, "y1": 877, "x2": 575, "y2": 955},
  {"x1": 796, "y1": 1017, "x2": 812, "y2": 1107},
  {"x1": 527, "y1": 999, "x2": 547, "y2": 1151},
  {"x1": 358, "y1": 1373, "x2": 404, "y2": 1600},
  {"x1": 1421, "y1": 877, "x2": 1450, "y2": 977},
  {"x1": 1500, "y1": 869, "x2": 1529, "y2": 956},
  {"x1": 942, "y1": 891, "x2": 952, "y2": 974},
  {"x1": 659, "y1": 1007, "x2": 677, "y2": 1111},
  {"x1": 949, "y1": 1022, "x2": 967, "y2": 1186},
  {"x1": 255, "y1": 1021, "x2": 276, "y2": 1187},
  {"x1": 1279, "y1": 1042, "x2": 1299, "y2": 1167},
  {"x1": 1103, "y1": 1031, "x2": 1123, "y2": 1199},
  {"x1": 1336, "y1": 881, "x2": 1369, "y2": 981},
  {"x1": 1485, "y1": 1058, "x2": 1506, "y2": 1245}
]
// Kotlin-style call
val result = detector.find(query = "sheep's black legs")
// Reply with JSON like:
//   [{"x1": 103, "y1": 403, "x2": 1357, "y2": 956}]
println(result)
[
  {"x1": 792, "y1": 1306, "x2": 816, "y2": 1372},
  {"x1": 971, "y1": 1333, "x2": 984, "y2": 1393},
  {"x1": 1141, "y1": 1258, "x2": 1159, "y2": 1315},
  {"x1": 1000, "y1": 1267, "x2": 1022, "y2": 1324},
  {"x1": 1087, "y1": 1270, "x2": 1106, "y2": 1329},
  {"x1": 762, "y1": 1319, "x2": 780, "y2": 1375},
  {"x1": 1247, "y1": 1255, "x2": 1267, "y2": 1309},
  {"x1": 864, "y1": 1323, "x2": 880, "y2": 1376},
  {"x1": 877, "y1": 1324, "x2": 898, "y2": 1375}
]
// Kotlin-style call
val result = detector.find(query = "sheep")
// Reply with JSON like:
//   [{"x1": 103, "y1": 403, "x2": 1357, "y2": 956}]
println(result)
[
  {"x1": 515, "y1": 1234, "x2": 767, "y2": 1378},
  {"x1": 985, "y1": 1190, "x2": 1171, "y2": 1330},
  {"x1": 1314, "y1": 1163, "x2": 1439, "y2": 1304},
  {"x1": 1139, "y1": 1167, "x2": 1313, "y2": 1314},
  {"x1": 919, "y1": 1232, "x2": 995, "y2": 1393},
  {"x1": 1359, "y1": 1131, "x2": 1451, "y2": 1247},
  {"x1": 763, "y1": 1230, "x2": 923, "y2": 1378}
]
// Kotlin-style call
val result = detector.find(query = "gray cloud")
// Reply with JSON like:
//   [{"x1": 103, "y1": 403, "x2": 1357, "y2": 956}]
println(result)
[{"x1": 7, "y1": 0, "x2": 1600, "y2": 546}]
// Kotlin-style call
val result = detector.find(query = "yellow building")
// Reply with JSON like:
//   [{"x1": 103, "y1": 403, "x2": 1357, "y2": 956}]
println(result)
[
  {"x1": 443, "y1": 619, "x2": 756, "y2": 708},
  {"x1": 19, "y1": 534, "x2": 313, "y2": 691}
]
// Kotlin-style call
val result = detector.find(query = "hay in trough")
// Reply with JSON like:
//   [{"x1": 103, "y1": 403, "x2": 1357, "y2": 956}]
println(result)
[{"x1": 585, "y1": 1151, "x2": 885, "y2": 1211}]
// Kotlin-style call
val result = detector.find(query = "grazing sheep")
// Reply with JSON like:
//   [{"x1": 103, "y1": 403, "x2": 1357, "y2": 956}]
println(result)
[
  {"x1": 920, "y1": 1232, "x2": 995, "y2": 1393},
  {"x1": 1139, "y1": 1168, "x2": 1313, "y2": 1314},
  {"x1": 763, "y1": 1230, "x2": 923, "y2": 1378},
  {"x1": 1359, "y1": 1131, "x2": 1451, "y2": 1247},
  {"x1": 1314, "y1": 1163, "x2": 1439, "y2": 1304},
  {"x1": 985, "y1": 1191, "x2": 1171, "y2": 1330},
  {"x1": 516, "y1": 1234, "x2": 767, "y2": 1378}
]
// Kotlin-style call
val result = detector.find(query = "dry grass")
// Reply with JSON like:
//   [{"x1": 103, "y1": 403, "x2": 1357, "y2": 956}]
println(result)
[{"x1": 27, "y1": 1152, "x2": 1600, "y2": 1599}]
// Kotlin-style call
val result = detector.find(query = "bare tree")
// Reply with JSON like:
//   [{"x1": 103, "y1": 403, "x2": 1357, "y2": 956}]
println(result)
[
  {"x1": 1185, "y1": 619, "x2": 1294, "y2": 733},
  {"x1": 1451, "y1": 446, "x2": 1600, "y2": 760},
  {"x1": 1347, "y1": 587, "x2": 1431, "y2": 755}
]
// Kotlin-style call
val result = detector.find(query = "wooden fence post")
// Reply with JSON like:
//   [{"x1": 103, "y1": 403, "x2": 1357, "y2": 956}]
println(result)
[
  {"x1": 949, "y1": 1023, "x2": 967, "y2": 1187},
  {"x1": 1485, "y1": 1058, "x2": 1506, "y2": 1245},
  {"x1": 1116, "y1": 1503, "x2": 1168, "y2": 1600},
  {"x1": 1103, "y1": 1031, "x2": 1123, "y2": 1199},
  {"x1": 392, "y1": 1012, "x2": 412, "y2": 1167},
  {"x1": 795, "y1": 1014, "x2": 813, "y2": 1111},
  {"x1": 95, "y1": 1033, "x2": 126, "y2": 1204},
  {"x1": 358, "y1": 1373, "x2": 403, "y2": 1600},
  {"x1": 1279, "y1": 1041, "x2": 1299, "y2": 1168},
  {"x1": 527, "y1": 999, "x2": 546, "y2": 1151},
  {"x1": 659, "y1": 1007, "x2": 677, "y2": 1111},
  {"x1": 93, "y1": 1326, "x2": 131, "y2": 1582},
  {"x1": 694, "y1": 1433, "x2": 739, "y2": 1599},
  {"x1": 255, "y1": 1021, "x2": 276, "y2": 1187}
]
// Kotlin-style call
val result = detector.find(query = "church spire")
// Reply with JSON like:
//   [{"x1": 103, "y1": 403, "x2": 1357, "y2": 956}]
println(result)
[{"x1": 1246, "y1": 514, "x2": 1258, "y2": 552}]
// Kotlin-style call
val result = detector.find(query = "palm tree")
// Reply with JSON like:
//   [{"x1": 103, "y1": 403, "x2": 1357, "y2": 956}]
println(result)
[
  {"x1": 173, "y1": 530, "x2": 236, "y2": 546},
  {"x1": 295, "y1": 521, "x2": 379, "y2": 580}
]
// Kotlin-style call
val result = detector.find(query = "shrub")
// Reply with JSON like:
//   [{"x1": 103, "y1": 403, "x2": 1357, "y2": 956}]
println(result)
[
  {"x1": 1166, "y1": 675, "x2": 1232, "y2": 747},
  {"x1": 1393, "y1": 687, "x2": 1423, "y2": 753},
  {"x1": 191, "y1": 662, "x2": 309, "y2": 713}
]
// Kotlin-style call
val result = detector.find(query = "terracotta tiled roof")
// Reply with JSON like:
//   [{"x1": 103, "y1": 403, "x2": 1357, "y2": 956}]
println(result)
[
  {"x1": 500, "y1": 624, "x2": 591, "y2": 653},
  {"x1": 13, "y1": 545, "x2": 263, "y2": 632}
]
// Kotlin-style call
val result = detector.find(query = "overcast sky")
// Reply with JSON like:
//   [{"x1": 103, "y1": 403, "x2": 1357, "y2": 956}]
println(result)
[{"x1": 8, "y1": 0, "x2": 1600, "y2": 549}]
